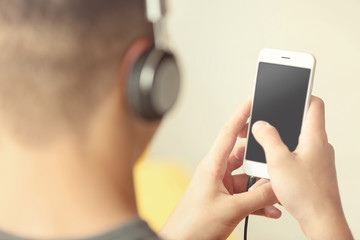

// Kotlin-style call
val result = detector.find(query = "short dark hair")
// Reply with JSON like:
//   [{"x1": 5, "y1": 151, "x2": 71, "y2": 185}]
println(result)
[{"x1": 0, "y1": 0, "x2": 152, "y2": 143}]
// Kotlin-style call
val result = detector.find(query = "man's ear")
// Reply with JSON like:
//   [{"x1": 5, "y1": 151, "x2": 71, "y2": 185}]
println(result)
[{"x1": 118, "y1": 37, "x2": 152, "y2": 110}]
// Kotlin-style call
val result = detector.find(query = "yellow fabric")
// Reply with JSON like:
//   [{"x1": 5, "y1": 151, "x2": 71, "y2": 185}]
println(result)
[
  {"x1": 134, "y1": 159, "x2": 190, "y2": 231},
  {"x1": 134, "y1": 158, "x2": 237, "y2": 240}
]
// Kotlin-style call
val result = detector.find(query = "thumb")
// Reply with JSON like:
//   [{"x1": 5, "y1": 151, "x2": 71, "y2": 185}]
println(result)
[
  {"x1": 232, "y1": 182, "x2": 278, "y2": 217},
  {"x1": 251, "y1": 121, "x2": 291, "y2": 169}
]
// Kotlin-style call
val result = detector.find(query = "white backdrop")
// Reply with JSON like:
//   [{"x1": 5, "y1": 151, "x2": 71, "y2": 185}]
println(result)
[{"x1": 149, "y1": 0, "x2": 360, "y2": 239}]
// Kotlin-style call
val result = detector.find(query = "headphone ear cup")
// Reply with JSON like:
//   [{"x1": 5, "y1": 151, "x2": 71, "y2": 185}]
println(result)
[
  {"x1": 127, "y1": 49, "x2": 150, "y2": 119},
  {"x1": 127, "y1": 48, "x2": 180, "y2": 120}
]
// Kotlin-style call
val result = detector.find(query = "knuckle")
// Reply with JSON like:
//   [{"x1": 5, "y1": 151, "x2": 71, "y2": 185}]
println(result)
[
  {"x1": 221, "y1": 122, "x2": 232, "y2": 135},
  {"x1": 328, "y1": 143, "x2": 335, "y2": 156},
  {"x1": 314, "y1": 135, "x2": 328, "y2": 148},
  {"x1": 256, "y1": 186, "x2": 273, "y2": 205},
  {"x1": 256, "y1": 188, "x2": 266, "y2": 204},
  {"x1": 313, "y1": 97, "x2": 325, "y2": 111}
]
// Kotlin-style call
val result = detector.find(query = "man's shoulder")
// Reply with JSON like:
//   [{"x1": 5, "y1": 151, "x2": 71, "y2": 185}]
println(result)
[
  {"x1": 0, "y1": 218, "x2": 162, "y2": 240},
  {"x1": 91, "y1": 218, "x2": 162, "y2": 240}
]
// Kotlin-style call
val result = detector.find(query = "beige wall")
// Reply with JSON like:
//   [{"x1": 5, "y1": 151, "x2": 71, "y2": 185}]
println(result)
[{"x1": 149, "y1": 0, "x2": 360, "y2": 238}]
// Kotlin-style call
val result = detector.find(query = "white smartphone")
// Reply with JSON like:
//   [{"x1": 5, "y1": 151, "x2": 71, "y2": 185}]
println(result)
[{"x1": 243, "y1": 48, "x2": 316, "y2": 179}]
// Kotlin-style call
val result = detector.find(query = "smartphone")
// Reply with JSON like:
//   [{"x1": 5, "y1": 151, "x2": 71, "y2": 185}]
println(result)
[{"x1": 243, "y1": 48, "x2": 316, "y2": 179}]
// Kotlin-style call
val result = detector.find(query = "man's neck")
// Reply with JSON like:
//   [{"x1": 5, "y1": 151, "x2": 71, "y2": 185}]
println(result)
[{"x1": 0, "y1": 136, "x2": 138, "y2": 239}]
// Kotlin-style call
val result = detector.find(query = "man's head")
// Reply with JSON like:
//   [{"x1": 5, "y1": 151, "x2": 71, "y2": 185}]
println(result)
[{"x1": 0, "y1": 0, "x2": 158, "y2": 160}]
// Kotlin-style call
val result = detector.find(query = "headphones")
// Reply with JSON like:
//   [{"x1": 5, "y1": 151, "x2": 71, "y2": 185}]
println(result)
[{"x1": 127, "y1": 0, "x2": 180, "y2": 120}]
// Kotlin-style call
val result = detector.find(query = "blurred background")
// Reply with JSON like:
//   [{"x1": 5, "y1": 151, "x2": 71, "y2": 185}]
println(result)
[{"x1": 137, "y1": 0, "x2": 360, "y2": 239}]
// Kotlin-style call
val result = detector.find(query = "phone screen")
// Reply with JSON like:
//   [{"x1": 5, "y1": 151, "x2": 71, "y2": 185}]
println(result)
[{"x1": 246, "y1": 62, "x2": 311, "y2": 163}]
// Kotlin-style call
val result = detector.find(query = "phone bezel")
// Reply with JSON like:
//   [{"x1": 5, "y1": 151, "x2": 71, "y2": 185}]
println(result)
[{"x1": 243, "y1": 48, "x2": 316, "y2": 179}]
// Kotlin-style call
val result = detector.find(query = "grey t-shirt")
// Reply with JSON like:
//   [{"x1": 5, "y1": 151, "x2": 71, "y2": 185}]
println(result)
[{"x1": 0, "y1": 218, "x2": 161, "y2": 240}]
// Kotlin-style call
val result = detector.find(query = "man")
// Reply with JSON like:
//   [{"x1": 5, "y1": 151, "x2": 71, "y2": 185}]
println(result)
[{"x1": 0, "y1": 0, "x2": 353, "y2": 239}]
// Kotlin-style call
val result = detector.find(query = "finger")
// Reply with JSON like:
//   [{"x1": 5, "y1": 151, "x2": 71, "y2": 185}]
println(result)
[
  {"x1": 206, "y1": 97, "x2": 252, "y2": 178},
  {"x1": 301, "y1": 96, "x2": 327, "y2": 142},
  {"x1": 251, "y1": 121, "x2": 292, "y2": 169},
  {"x1": 329, "y1": 143, "x2": 335, "y2": 162},
  {"x1": 250, "y1": 179, "x2": 280, "y2": 204},
  {"x1": 233, "y1": 177, "x2": 273, "y2": 195},
  {"x1": 238, "y1": 123, "x2": 249, "y2": 138},
  {"x1": 227, "y1": 142, "x2": 246, "y2": 172},
  {"x1": 232, "y1": 174, "x2": 249, "y2": 193},
  {"x1": 249, "y1": 178, "x2": 269, "y2": 191},
  {"x1": 232, "y1": 182, "x2": 278, "y2": 215},
  {"x1": 252, "y1": 205, "x2": 282, "y2": 219}
]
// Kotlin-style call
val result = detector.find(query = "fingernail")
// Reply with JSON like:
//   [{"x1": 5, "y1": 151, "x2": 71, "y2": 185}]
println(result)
[
  {"x1": 269, "y1": 208, "x2": 282, "y2": 218},
  {"x1": 252, "y1": 121, "x2": 267, "y2": 133}
]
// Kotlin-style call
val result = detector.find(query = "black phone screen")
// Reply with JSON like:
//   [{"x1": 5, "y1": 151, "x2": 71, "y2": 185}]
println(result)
[{"x1": 246, "y1": 62, "x2": 311, "y2": 163}]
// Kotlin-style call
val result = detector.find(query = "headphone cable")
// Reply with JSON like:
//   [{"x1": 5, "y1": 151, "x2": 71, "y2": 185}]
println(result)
[{"x1": 244, "y1": 176, "x2": 257, "y2": 240}]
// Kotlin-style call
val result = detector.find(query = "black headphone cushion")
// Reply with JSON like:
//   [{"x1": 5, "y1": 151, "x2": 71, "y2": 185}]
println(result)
[{"x1": 127, "y1": 48, "x2": 180, "y2": 120}]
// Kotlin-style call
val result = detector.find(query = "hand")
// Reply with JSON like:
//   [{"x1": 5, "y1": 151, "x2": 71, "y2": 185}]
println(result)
[
  {"x1": 252, "y1": 96, "x2": 353, "y2": 240},
  {"x1": 159, "y1": 97, "x2": 280, "y2": 240}
]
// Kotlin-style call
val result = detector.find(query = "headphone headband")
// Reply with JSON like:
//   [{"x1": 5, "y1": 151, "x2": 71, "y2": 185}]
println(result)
[
  {"x1": 145, "y1": 0, "x2": 166, "y2": 23},
  {"x1": 126, "y1": 0, "x2": 180, "y2": 120},
  {"x1": 145, "y1": 0, "x2": 168, "y2": 50}
]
